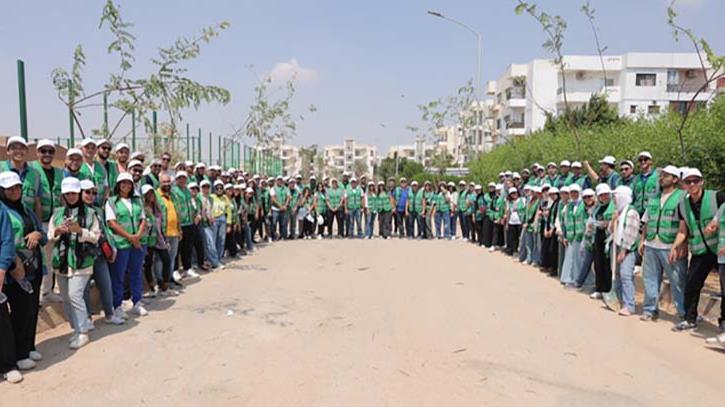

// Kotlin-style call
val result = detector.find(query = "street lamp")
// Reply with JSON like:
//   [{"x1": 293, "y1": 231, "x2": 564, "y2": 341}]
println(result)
[{"x1": 427, "y1": 10, "x2": 483, "y2": 164}]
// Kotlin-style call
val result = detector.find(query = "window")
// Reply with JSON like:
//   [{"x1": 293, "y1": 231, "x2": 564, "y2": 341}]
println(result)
[
  {"x1": 647, "y1": 104, "x2": 660, "y2": 114},
  {"x1": 602, "y1": 78, "x2": 614, "y2": 87},
  {"x1": 636, "y1": 73, "x2": 656, "y2": 87},
  {"x1": 630, "y1": 105, "x2": 637, "y2": 114}
]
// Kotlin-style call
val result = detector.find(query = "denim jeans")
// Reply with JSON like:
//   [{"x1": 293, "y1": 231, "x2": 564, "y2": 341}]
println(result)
[
  {"x1": 560, "y1": 241, "x2": 583, "y2": 285},
  {"x1": 59, "y1": 274, "x2": 92, "y2": 334},
  {"x1": 614, "y1": 249, "x2": 637, "y2": 312},
  {"x1": 203, "y1": 226, "x2": 220, "y2": 267},
  {"x1": 435, "y1": 211, "x2": 451, "y2": 239},
  {"x1": 212, "y1": 217, "x2": 227, "y2": 263},
  {"x1": 84, "y1": 258, "x2": 114, "y2": 319},
  {"x1": 458, "y1": 210, "x2": 469, "y2": 239},
  {"x1": 576, "y1": 246, "x2": 595, "y2": 288},
  {"x1": 242, "y1": 223, "x2": 253, "y2": 251},
  {"x1": 532, "y1": 232, "x2": 542, "y2": 266},
  {"x1": 289, "y1": 209, "x2": 298, "y2": 238},
  {"x1": 366, "y1": 212, "x2": 377, "y2": 238},
  {"x1": 110, "y1": 246, "x2": 146, "y2": 308},
  {"x1": 271, "y1": 210, "x2": 288, "y2": 240},
  {"x1": 167, "y1": 236, "x2": 180, "y2": 272},
  {"x1": 449, "y1": 212, "x2": 457, "y2": 237},
  {"x1": 407, "y1": 212, "x2": 423, "y2": 238},
  {"x1": 347, "y1": 208, "x2": 363, "y2": 238},
  {"x1": 642, "y1": 246, "x2": 687, "y2": 317},
  {"x1": 518, "y1": 230, "x2": 530, "y2": 261}
]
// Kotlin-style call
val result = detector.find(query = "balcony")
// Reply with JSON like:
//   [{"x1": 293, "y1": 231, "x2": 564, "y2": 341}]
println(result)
[
  {"x1": 557, "y1": 85, "x2": 620, "y2": 103},
  {"x1": 666, "y1": 82, "x2": 708, "y2": 93},
  {"x1": 507, "y1": 121, "x2": 525, "y2": 129}
]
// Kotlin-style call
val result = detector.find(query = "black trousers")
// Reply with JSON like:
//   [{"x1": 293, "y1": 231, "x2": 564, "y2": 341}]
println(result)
[
  {"x1": 541, "y1": 234, "x2": 558, "y2": 269},
  {"x1": 317, "y1": 212, "x2": 328, "y2": 236},
  {"x1": 180, "y1": 225, "x2": 205, "y2": 270},
  {"x1": 683, "y1": 252, "x2": 719, "y2": 324},
  {"x1": 5, "y1": 276, "x2": 41, "y2": 361},
  {"x1": 476, "y1": 220, "x2": 485, "y2": 246},
  {"x1": 328, "y1": 210, "x2": 344, "y2": 237},
  {"x1": 0, "y1": 301, "x2": 17, "y2": 373},
  {"x1": 143, "y1": 247, "x2": 172, "y2": 288},
  {"x1": 593, "y1": 229, "x2": 611, "y2": 292},
  {"x1": 482, "y1": 217, "x2": 493, "y2": 247},
  {"x1": 492, "y1": 223, "x2": 505, "y2": 247},
  {"x1": 226, "y1": 227, "x2": 239, "y2": 257},
  {"x1": 394, "y1": 211, "x2": 407, "y2": 237},
  {"x1": 506, "y1": 224, "x2": 522, "y2": 255},
  {"x1": 378, "y1": 211, "x2": 392, "y2": 238}
]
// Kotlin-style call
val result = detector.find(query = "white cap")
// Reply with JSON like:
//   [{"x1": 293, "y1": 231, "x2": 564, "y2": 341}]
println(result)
[
  {"x1": 200, "y1": 180, "x2": 211, "y2": 187},
  {"x1": 127, "y1": 159, "x2": 143, "y2": 169},
  {"x1": 620, "y1": 159, "x2": 634, "y2": 169},
  {"x1": 221, "y1": 171, "x2": 230, "y2": 177},
  {"x1": 568, "y1": 184, "x2": 581, "y2": 193},
  {"x1": 508, "y1": 187, "x2": 518, "y2": 195},
  {"x1": 224, "y1": 183, "x2": 233, "y2": 190},
  {"x1": 495, "y1": 184, "x2": 503, "y2": 191},
  {"x1": 350, "y1": 177, "x2": 357, "y2": 183},
  {"x1": 175, "y1": 171, "x2": 188, "y2": 180},
  {"x1": 114, "y1": 143, "x2": 129, "y2": 153},
  {"x1": 6, "y1": 136, "x2": 27, "y2": 148},
  {"x1": 447, "y1": 181, "x2": 455, "y2": 187},
  {"x1": 233, "y1": 184, "x2": 243, "y2": 190},
  {"x1": 342, "y1": 171, "x2": 350, "y2": 176},
  {"x1": 546, "y1": 161, "x2": 557, "y2": 168},
  {"x1": 548, "y1": 187, "x2": 560, "y2": 194},
  {"x1": 130, "y1": 151, "x2": 144, "y2": 160},
  {"x1": 682, "y1": 168, "x2": 703, "y2": 180},
  {"x1": 150, "y1": 158, "x2": 162, "y2": 166},
  {"x1": 61, "y1": 177, "x2": 81, "y2": 194},
  {"x1": 295, "y1": 174, "x2": 302, "y2": 179},
  {"x1": 595, "y1": 183, "x2": 612, "y2": 196},
  {"x1": 184, "y1": 160, "x2": 194, "y2": 167},
  {"x1": 532, "y1": 186, "x2": 542, "y2": 193},
  {"x1": 245, "y1": 187, "x2": 254, "y2": 193},
  {"x1": 498, "y1": 172, "x2": 505, "y2": 177},
  {"x1": 0, "y1": 171, "x2": 22, "y2": 188},
  {"x1": 523, "y1": 185, "x2": 531, "y2": 191},
  {"x1": 582, "y1": 188, "x2": 595, "y2": 197},
  {"x1": 411, "y1": 181, "x2": 418, "y2": 186},
  {"x1": 36, "y1": 139, "x2": 55, "y2": 150},
  {"x1": 638, "y1": 151, "x2": 652, "y2": 160},
  {"x1": 571, "y1": 161, "x2": 582, "y2": 168},
  {"x1": 188, "y1": 182, "x2": 199, "y2": 189},
  {"x1": 512, "y1": 172, "x2": 521, "y2": 179},
  {"x1": 475, "y1": 184, "x2": 482, "y2": 190},
  {"x1": 141, "y1": 184, "x2": 155, "y2": 196},
  {"x1": 560, "y1": 186, "x2": 570, "y2": 193},
  {"x1": 309, "y1": 175, "x2": 316, "y2": 180},
  {"x1": 560, "y1": 160, "x2": 571, "y2": 167},
  {"x1": 116, "y1": 172, "x2": 133, "y2": 184},
  {"x1": 458, "y1": 180, "x2": 466, "y2": 185},
  {"x1": 214, "y1": 180, "x2": 224, "y2": 187},
  {"x1": 66, "y1": 148, "x2": 83, "y2": 158},
  {"x1": 599, "y1": 155, "x2": 616, "y2": 166},
  {"x1": 195, "y1": 162, "x2": 206, "y2": 169},
  {"x1": 662, "y1": 165, "x2": 680, "y2": 177},
  {"x1": 487, "y1": 182, "x2": 496, "y2": 187},
  {"x1": 80, "y1": 179, "x2": 95, "y2": 190},
  {"x1": 96, "y1": 139, "x2": 111, "y2": 147},
  {"x1": 80, "y1": 138, "x2": 96, "y2": 147},
  {"x1": 542, "y1": 184, "x2": 551, "y2": 190},
  {"x1": 276, "y1": 175, "x2": 284, "y2": 181}
]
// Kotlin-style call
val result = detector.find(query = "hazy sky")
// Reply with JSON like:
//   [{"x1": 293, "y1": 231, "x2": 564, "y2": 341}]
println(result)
[{"x1": 1, "y1": 0, "x2": 722, "y2": 159}]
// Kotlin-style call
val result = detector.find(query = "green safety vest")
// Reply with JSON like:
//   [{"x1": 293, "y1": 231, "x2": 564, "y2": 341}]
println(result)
[
  {"x1": 259, "y1": 189, "x2": 271, "y2": 213},
  {"x1": 144, "y1": 173, "x2": 160, "y2": 189},
  {"x1": 570, "y1": 175, "x2": 586, "y2": 188},
  {"x1": 346, "y1": 186, "x2": 362, "y2": 210},
  {"x1": 7, "y1": 209, "x2": 26, "y2": 249},
  {"x1": 109, "y1": 196, "x2": 143, "y2": 250},
  {"x1": 273, "y1": 186, "x2": 288, "y2": 208},
  {"x1": 367, "y1": 193, "x2": 379, "y2": 214},
  {"x1": 171, "y1": 185, "x2": 193, "y2": 226},
  {"x1": 564, "y1": 200, "x2": 586, "y2": 242},
  {"x1": 435, "y1": 192, "x2": 450, "y2": 213},
  {"x1": 0, "y1": 161, "x2": 40, "y2": 213},
  {"x1": 316, "y1": 191, "x2": 328, "y2": 214},
  {"x1": 423, "y1": 191, "x2": 435, "y2": 214},
  {"x1": 327, "y1": 187, "x2": 343, "y2": 208},
  {"x1": 410, "y1": 189, "x2": 424, "y2": 214},
  {"x1": 457, "y1": 191, "x2": 468, "y2": 212},
  {"x1": 680, "y1": 190, "x2": 718, "y2": 256},
  {"x1": 465, "y1": 193, "x2": 476, "y2": 215},
  {"x1": 525, "y1": 199, "x2": 539, "y2": 233},
  {"x1": 545, "y1": 175, "x2": 559, "y2": 187},
  {"x1": 104, "y1": 160, "x2": 120, "y2": 189},
  {"x1": 142, "y1": 207, "x2": 158, "y2": 247},
  {"x1": 155, "y1": 190, "x2": 170, "y2": 234},
  {"x1": 718, "y1": 203, "x2": 725, "y2": 260},
  {"x1": 474, "y1": 195, "x2": 486, "y2": 221},
  {"x1": 556, "y1": 173, "x2": 573, "y2": 188},
  {"x1": 51, "y1": 207, "x2": 97, "y2": 271},
  {"x1": 29, "y1": 161, "x2": 63, "y2": 222},
  {"x1": 78, "y1": 161, "x2": 108, "y2": 204},
  {"x1": 634, "y1": 169, "x2": 660, "y2": 215},
  {"x1": 487, "y1": 195, "x2": 502, "y2": 220},
  {"x1": 93, "y1": 205, "x2": 116, "y2": 249},
  {"x1": 379, "y1": 192, "x2": 392, "y2": 212},
  {"x1": 645, "y1": 189, "x2": 683, "y2": 244}
]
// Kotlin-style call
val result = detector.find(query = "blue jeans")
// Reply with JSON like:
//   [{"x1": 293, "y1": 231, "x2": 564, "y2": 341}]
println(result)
[
  {"x1": 532, "y1": 232, "x2": 542, "y2": 266},
  {"x1": 59, "y1": 274, "x2": 92, "y2": 334},
  {"x1": 366, "y1": 212, "x2": 377, "y2": 238},
  {"x1": 212, "y1": 217, "x2": 227, "y2": 264},
  {"x1": 242, "y1": 223, "x2": 253, "y2": 251},
  {"x1": 458, "y1": 210, "x2": 469, "y2": 239},
  {"x1": 614, "y1": 249, "x2": 637, "y2": 312},
  {"x1": 203, "y1": 225, "x2": 220, "y2": 267},
  {"x1": 111, "y1": 246, "x2": 146, "y2": 307},
  {"x1": 289, "y1": 209, "x2": 298, "y2": 238},
  {"x1": 407, "y1": 212, "x2": 423, "y2": 238},
  {"x1": 520, "y1": 230, "x2": 534, "y2": 262},
  {"x1": 642, "y1": 246, "x2": 687, "y2": 317},
  {"x1": 576, "y1": 246, "x2": 595, "y2": 288},
  {"x1": 561, "y1": 241, "x2": 583, "y2": 285},
  {"x1": 84, "y1": 257, "x2": 114, "y2": 319},
  {"x1": 167, "y1": 236, "x2": 180, "y2": 272},
  {"x1": 449, "y1": 212, "x2": 457, "y2": 237},
  {"x1": 346, "y1": 208, "x2": 363, "y2": 238},
  {"x1": 435, "y1": 211, "x2": 451, "y2": 239},
  {"x1": 271, "y1": 210, "x2": 288, "y2": 240}
]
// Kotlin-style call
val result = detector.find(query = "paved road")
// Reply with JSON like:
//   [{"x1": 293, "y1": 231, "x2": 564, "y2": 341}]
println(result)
[{"x1": 4, "y1": 239, "x2": 724, "y2": 406}]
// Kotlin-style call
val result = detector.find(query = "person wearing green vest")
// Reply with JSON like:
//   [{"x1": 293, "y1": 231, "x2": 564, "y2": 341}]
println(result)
[
  {"x1": 473, "y1": 185, "x2": 486, "y2": 246},
  {"x1": 705, "y1": 200, "x2": 725, "y2": 337},
  {"x1": 421, "y1": 181, "x2": 436, "y2": 239},
  {"x1": 610, "y1": 185, "x2": 641, "y2": 316},
  {"x1": 456, "y1": 181, "x2": 470, "y2": 241},
  {"x1": 633, "y1": 151, "x2": 660, "y2": 216},
  {"x1": 314, "y1": 183, "x2": 328, "y2": 238},
  {"x1": 30, "y1": 139, "x2": 65, "y2": 304},
  {"x1": 297, "y1": 186, "x2": 314, "y2": 239},
  {"x1": 555, "y1": 186, "x2": 570, "y2": 278},
  {"x1": 95, "y1": 139, "x2": 118, "y2": 192},
  {"x1": 105, "y1": 172, "x2": 148, "y2": 319},
  {"x1": 520, "y1": 186, "x2": 540, "y2": 263},
  {"x1": 590, "y1": 183, "x2": 615, "y2": 299},
  {"x1": 110, "y1": 143, "x2": 131, "y2": 187},
  {"x1": 560, "y1": 184, "x2": 586, "y2": 287},
  {"x1": 569, "y1": 161, "x2": 590, "y2": 190},
  {"x1": 326, "y1": 178, "x2": 344, "y2": 238},
  {"x1": 489, "y1": 185, "x2": 507, "y2": 250},
  {"x1": 670, "y1": 168, "x2": 725, "y2": 331},
  {"x1": 224, "y1": 184, "x2": 240, "y2": 257},
  {"x1": 78, "y1": 139, "x2": 109, "y2": 206},
  {"x1": 377, "y1": 181, "x2": 394, "y2": 239},
  {"x1": 364, "y1": 181, "x2": 377, "y2": 239},
  {"x1": 0, "y1": 136, "x2": 42, "y2": 218},
  {"x1": 49, "y1": 177, "x2": 101, "y2": 349},
  {"x1": 556, "y1": 161, "x2": 573, "y2": 188},
  {"x1": 0, "y1": 191, "x2": 23, "y2": 383},
  {"x1": 539, "y1": 187, "x2": 561, "y2": 273},
  {"x1": 0, "y1": 170, "x2": 47, "y2": 372},
  {"x1": 584, "y1": 156, "x2": 621, "y2": 191},
  {"x1": 639, "y1": 165, "x2": 686, "y2": 320},
  {"x1": 504, "y1": 187, "x2": 525, "y2": 256},
  {"x1": 431, "y1": 182, "x2": 451, "y2": 240},
  {"x1": 481, "y1": 183, "x2": 496, "y2": 248},
  {"x1": 288, "y1": 178, "x2": 301, "y2": 239},
  {"x1": 345, "y1": 178, "x2": 364, "y2": 238},
  {"x1": 270, "y1": 176, "x2": 290, "y2": 240},
  {"x1": 619, "y1": 160, "x2": 636, "y2": 188},
  {"x1": 544, "y1": 162, "x2": 559, "y2": 189},
  {"x1": 173, "y1": 172, "x2": 202, "y2": 278},
  {"x1": 258, "y1": 179, "x2": 272, "y2": 242},
  {"x1": 142, "y1": 159, "x2": 162, "y2": 189},
  {"x1": 574, "y1": 188, "x2": 598, "y2": 289},
  {"x1": 406, "y1": 181, "x2": 426, "y2": 239}
]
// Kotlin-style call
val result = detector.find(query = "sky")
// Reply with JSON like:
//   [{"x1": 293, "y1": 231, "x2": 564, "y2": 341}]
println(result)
[{"x1": 1, "y1": 0, "x2": 723, "y2": 160}]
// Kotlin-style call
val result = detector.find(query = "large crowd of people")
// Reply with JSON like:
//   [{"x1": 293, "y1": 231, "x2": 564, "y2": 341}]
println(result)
[{"x1": 0, "y1": 135, "x2": 723, "y2": 384}]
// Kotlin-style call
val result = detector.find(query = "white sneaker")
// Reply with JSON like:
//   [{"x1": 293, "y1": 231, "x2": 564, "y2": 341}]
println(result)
[
  {"x1": 85, "y1": 318, "x2": 95, "y2": 331},
  {"x1": 68, "y1": 332, "x2": 78, "y2": 344},
  {"x1": 172, "y1": 270, "x2": 182, "y2": 283},
  {"x1": 589, "y1": 292, "x2": 603, "y2": 299},
  {"x1": 28, "y1": 350, "x2": 42, "y2": 361},
  {"x1": 132, "y1": 303, "x2": 149, "y2": 317},
  {"x1": 317, "y1": 235, "x2": 322, "y2": 240},
  {"x1": 216, "y1": 264, "x2": 225, "y2": 270},
  {"x1": 488, "y1": 247, "x2": 495, "y2": 252},
  {"x1": 16, "y1": 358, "x2": 36, "y2": 370},
  {"x1": 3, "y1": 369, "x2": 23, "y2": 384},
  {"x1": 69, "y1": 333, "x2": 90, "y2": 350},
  {"x1": 41, "y1": 292, "x2": 63, "y2": 304},
  {"x1": 185, "y1": 269, "x2": 201, "y2": 279},
  {"x1": 104, "y1": 315, "x2": 125, "y2": 325},
  {"x1": 114, "y1": 306, "x2": 128, "y2": 321}
]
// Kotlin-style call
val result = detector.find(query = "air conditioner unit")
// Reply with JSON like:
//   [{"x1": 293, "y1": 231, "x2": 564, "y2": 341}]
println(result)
[
  {"x1": 576, "y1": 71, "x2": 585, "y2": 80},
  {"x1": 686, "y1": 70, "x2": 696, "y2": 79}
]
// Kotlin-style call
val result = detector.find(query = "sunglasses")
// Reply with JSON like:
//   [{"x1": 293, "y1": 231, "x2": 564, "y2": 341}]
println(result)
[
  {"x1": 39, "y1": 149, "x2": 55, "y2": 155},
  {"x1": 638, "y1": 158, "x2": 650, "y2": 162},
  {"x1": 683, "y1": 178, "x2": 702, "y2": 185},
  {"x1": 99, "y1": 146, "x2": 111, "y2": 150},
  {"x1": 162, "y1": 158, "x2": 171, "y2": 162},
  {"x1": 83, "y1": 190, "x2": 98, "y2": 196},
  {"x1": 131, "y1": 168, "x2": 143, "y2": 173}
]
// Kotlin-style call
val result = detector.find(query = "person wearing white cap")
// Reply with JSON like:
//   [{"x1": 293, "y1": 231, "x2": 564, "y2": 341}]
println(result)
[
  {"x1": 605, "y1": 185, "x2": 640, "y2": 316},
  {"x1": 172, "y1": 171, "x2": 203, "y2": 279},
  {"x1": 471, "y1": 184, "x2": 485, "y2": 246},
  {"x1": 452, "y1": 181, "x2": 468, "y2": 241},
  {"x1": 544, "y1": 161, "x2": 559, "y2": 188},
  {"x1": 110, "y1": 143, "x2": 130, "y2": 184},
  {"x1": 139, "y1": 182, "x2": 175, "y2": 299},
  {"x1": 78, "y1": 138, "x2": 109, "y2": 205},
  {"x1": 0, "y1": 170, "x2": 48, "y2": 371},
  {"x1": 560, "y1": 183, "x2": 584, "y2": 288},
  {"x1": 286, "y1": 178, "x2": 301, "y2": 240},
  {"x1": 487, "y1": 183, "x2": 506, "y2": 251},
  {"x1": 345, "y1": 177, "x2": 364, "y2": 239},
  {"x1": 142, "y1": 157, "x2": 163, "y2": 189},
  {"x1": 517, "y1": 183, "x2": 538, "y2": 264},
  {"x1": 554, "y1": 186, "x2": 571, "y2": 277},
  {"x1": 325, "y1": 178, "x2": 345, "y2": 238},
  {"x1": 268, "y1": 175, "x2": 291, "y2": 241},
  {"x1": 569, "y1": 161, "x2": 589, "y2": 190},
  {"x1": 538, "y1": 185, "x2": 561, "y2": 274},
  {"x1": 156, "y1": 174, "x2": 185, "y2": 282},
  {"x1": 557, "y1": 160, "x2": 572, "y2": 188},
  {"x1": 619, "y1": 160, "x2": 636, "y2": 188},
  {"x1": 208, "y1": 178, "x2": 230, "y2": 267},
  {"x1": 95, "y1": 138, "x2": 117, "y2": 188},
  {"x1": 1, "y1": 136, "x2": 42, "y2": 215},
  {"x1": 0, "y1": 197, "x2": 23, "y2": 382},
  {"x1": 588, "y1": 183, "x2": 615, "y2": 300},
  {"x1": 126, "y1": 159, "x2": 145, "y2": 197},
  {"x1": 430, "y1": 182, "x2": 452, "y2": 240},
  {"x1": 222, "y1": 182, "x2": 242, "y2": 258},
  {"x1": 504, "y1": 187, "x2": 525, "y2": 256},
  {"x1": 129, "y1": 151, "x2": 145, "y2": 163},
  {"x1": 584, "y1": 155, "x2": 621, "y2": 191},
  {"x1": 238, "y1": 186, "x2": 255, "y2": 250},
  {"x1": 193, "y1": 162, "x2": 208, "y2": 185},
  {"x1": 632, "y1": 151, "x2": 659, "y2": 216},
  {"x1": 639, "y1": 165, "x2": 686, "y2": 321},
  {"x1": 106, "y1": 172, "x2": 148, "y2": 318},
  {"x1": 669, "y1": 168, "x2": 725, "y2": 331},
  {"x1": 572, "y1": 186, "x2": 598, "y2": 289},
  {"x1": 406, "y1": 180, "x2": 425, "y2": 239},
  {"x1": 48, "y1": 177, "x2": 101, "y2": 349}
]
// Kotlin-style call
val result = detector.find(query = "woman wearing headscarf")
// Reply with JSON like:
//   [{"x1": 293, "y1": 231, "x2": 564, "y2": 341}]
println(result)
[
  {"x1": 609, "y1": 185, "x2": 641, "y2": 316},
  {"x1": 314, "y1": 182, "x2": 328, "y2": 239},
  {"x1": 0, "y1": 171, "x2": 47, "y2": 372},
  {"x1": 0, "y1": 176, "x2": 22, "y2": 383},
  {"x1": 48, "y1": 177, "x2": 101, "y2": 349},
  {"x1": 540, "y1": 187, "x2": 561, "y2": 276}
]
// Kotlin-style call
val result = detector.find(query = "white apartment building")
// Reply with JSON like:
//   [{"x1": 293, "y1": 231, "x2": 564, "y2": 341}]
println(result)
[
  {"x1": 387, "y1": 137, "x2": 436, "y2": 167},
  {"x1": 487, "y1": 52, "x2": 723, "y2": 142},
  {"x1": 434, "y1": 100, "x2": 495, "y2": 165},
  {"x1": 279, "y1": 143, "x2": 302, "y2": 177},
  {"x1": 323, "y1": 138, "x2": 377, "y2": 177}
]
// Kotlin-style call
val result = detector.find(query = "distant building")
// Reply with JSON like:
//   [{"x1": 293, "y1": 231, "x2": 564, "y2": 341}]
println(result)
[
  {"x1": 387, "y1": 137, "x2": 436, "y2": 167},
  {"x1": 323, "y1": 138, "x2": 377, "y2": 177}
]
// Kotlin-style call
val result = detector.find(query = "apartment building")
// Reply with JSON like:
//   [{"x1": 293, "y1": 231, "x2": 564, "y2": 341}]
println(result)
[
  {"x1": 387, "y1": 137, "x2": 436, "y2": 167},
  {"x1": 487, "y1": 52, "x2": 722, "y2": 142},
  {"x1": 323, "y1": 138, "x2": 377, "y2": 177}
]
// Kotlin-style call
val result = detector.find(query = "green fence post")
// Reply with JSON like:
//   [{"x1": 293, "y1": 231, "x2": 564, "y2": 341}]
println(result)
[
  {"x1": 197, "y1": 128, "x2": 201, "y2": 162},
  {"x1": 186, "y1": 123, "x2": 190, "y2": 161},
  {"x1": 17, "y1": 60, "x2": 28, "y2": 140},
  {"x1": 103, "y1": 92, "x2": 108, "y2": 137},
  {"x1": 152, "y1": 111, "x2": 158, "y2": 155},
  {"x1": 68, "y1": 80, "x2": 75, "y2": 147},
  {"x1": 208, "y1": 132, "x2": 212, "y2": 164},
  {"x1": 131, "y1": 110, "x2": 136, "y2": 151}
]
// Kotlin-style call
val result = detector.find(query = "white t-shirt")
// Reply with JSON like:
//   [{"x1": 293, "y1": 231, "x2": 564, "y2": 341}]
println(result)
[{"x1": 105, "y1": 198, "x2": 145, "y2": 222}]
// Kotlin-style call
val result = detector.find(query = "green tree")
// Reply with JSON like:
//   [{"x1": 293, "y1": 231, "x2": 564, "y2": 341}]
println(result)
[
  {"x1": 375, "y1": 157, "x2": 424, "y2": 181},
  {"x1": 299, "y1": 144, "x2": 318, "y2": 179},
  {"x1": 352, "y1": 159, "x2": 368, "y2": 178},
  {"x1": 430, "y1": 152, "x2": 454, "y2": 176}
]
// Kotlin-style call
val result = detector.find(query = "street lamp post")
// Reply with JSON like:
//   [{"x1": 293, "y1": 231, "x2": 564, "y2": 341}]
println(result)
[{"x1": 428, "y1": 10, "x2": 483, "y2": 164}]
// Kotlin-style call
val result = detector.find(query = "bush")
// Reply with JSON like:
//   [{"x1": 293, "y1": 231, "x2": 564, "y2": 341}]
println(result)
[{"x1": 467, "y1": 95, "x2": 725, "y2": 190}]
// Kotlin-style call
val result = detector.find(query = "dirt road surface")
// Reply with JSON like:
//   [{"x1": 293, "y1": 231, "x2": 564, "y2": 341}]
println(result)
[{"x1": 3, "y1": 239, "x2": 724, "y2": 406}]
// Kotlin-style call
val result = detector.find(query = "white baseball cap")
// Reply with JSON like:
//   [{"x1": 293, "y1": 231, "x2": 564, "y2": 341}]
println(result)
[
  {"x1": 80, "y1": 179, "x2": 95, "y2": 190},
  {"x1": 582, "y1": 188, "x2": 595, "y2": 197},
  {"x1": 127, "y1": 159, "x2": 143, "y2": 169},
  {"x1": 200, "y1": 180, "x2": 211, "y2": 187},
  {"x1": 546, "y1": 162, "x2": 557, "y2": 168},
  {"x1": 475, "y1": 184, "x2": 482, "y2": 190},
  {"x1": 571, "y1": 161, "x2": 582, "y2": 168},
  {"x1": 599, "y1": 156, "x2": 616, "y2": 166},
  {"x1": 141, "y1": 184, "x2": 155, "y2": 196},
  {"x1": 96, "y1": 139, "x2": 112, "y2": 148},
  {"x1": 195, "y1": 162, "x2": 207, "y2": 169},
  {"x1": 560, "y1": 160, "x2": 571, "y2": 167},
  {"x1": 508, "y1": 187, "x2": 518, "y2": 195},
  {"x1": 245, "y1": 187, "x2": 254, "y2": 193},
  {"x1": 512, "y1": 172, "x2": 521, "y2": 179},
  {"x1": 548, "y1": 187, "x2": 560, "y2": 194},
  {"x1": 487, "y1": 182, "x2": 496, "y2": 188},
  {"x1": 662, "y1": 165, "x2": 680, "y2": 178},
  {"x1": 61, "y1": 177, "x2": 82, "y2": 194},
  {"x1": 595, "y1": 183, "x2": 612, "y2": 196},
  {"x1": 184, "y1": 160, "x2": 194, "y2": 167},
  {"x1": 213, "y1": 180, "x2": 224, "y2": 187},
  {"x1": 114, "y1": 143, "x2": 129, "y2": 153},
  {"x1": 682, "y1": 168, "x2": 703, "y2": 180},
  {"x1": 188, "y1": 182, "x2": 199, "y2": 189},
  {"x1": 568, "y1": 184, "x2": 581, "y2": 193},
  {"x1": 224, "y1": 183, "x2": 233, "y2": 190},
  {"x1": 80, "y1": 138, "x2": 96, "y2": 148},
  {"x1": 411, "y1": 181, "x2": 418, "y2": 186},
  {"x1": 447, "y1": 181, "x2": 455, "y2": 187},
  {"x1": 638, "y1": 151, "x2": 652, "y2": 160},
  {"x1": 6, "y1": 136, "x2": 27, "y2": 148},
  {"x1": 175, "y1": 171, "x2": 188, "y2": 180},
  {"x1": 116, "y1": 172, "x2": 134, "y2": 184},
  {"x1": 36, "y1": 139, "x2": 56, "y2": 150},
  {"x1": 66, "y1": 148, "x2": 83, "y2": 158},
  {"x1": 130, "y1": 151, "x2": 144, "y2": 160},
  {"x1": 0, "y1": 171, "x2": 22, "y2": 189},
  {"x1": 495, "y1": 184, "x2": 503, "y2": 191},
  {"x1": 560, "y1": 186, "x2": 570, "y2": 193}
]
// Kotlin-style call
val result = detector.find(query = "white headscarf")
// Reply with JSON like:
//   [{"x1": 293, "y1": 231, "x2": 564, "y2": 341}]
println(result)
[{"x1": 613, "y1": 185, "x2": 633, "y2": 213}]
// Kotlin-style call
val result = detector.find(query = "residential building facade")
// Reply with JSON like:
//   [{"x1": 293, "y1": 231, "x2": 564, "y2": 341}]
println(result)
[
  {"x1": 323, "y1": 138, "x2": 377, "y2": 177},
  {"x1": 387, "y1": 137, "x2": 436, "y2": 167}
]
